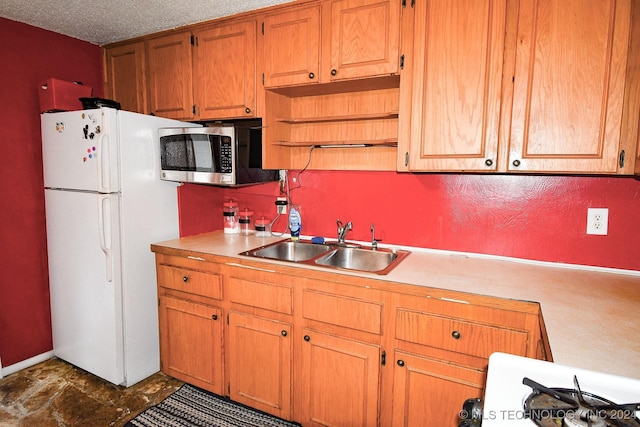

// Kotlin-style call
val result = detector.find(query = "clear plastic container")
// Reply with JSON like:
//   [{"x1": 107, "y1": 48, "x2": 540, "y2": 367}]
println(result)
[
  {"x1": 239, "y1": 208, "x2": 255, "y2": 235},
  {"x1": 255, "y1": 216, "x2": 271, "y2": 237},
  {"x1": 223, "y1": 200, "x2": 239, "y2": 234}
]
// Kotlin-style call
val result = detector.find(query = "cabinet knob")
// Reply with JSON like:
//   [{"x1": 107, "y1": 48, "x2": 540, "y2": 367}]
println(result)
[
  {"x1": 182, "y1": 276, "x2": 188, "y2": 282},
  {"x1": 245, "y1": 107, "x2": 251, "y2": 114},
  {"x1": 211, "y1": 314, "x2": 218, "y2": 320},
  {"x1": 308, "y1": 72, "x2": 315, "y2": 79},
  {"x1": 281, "y1": 330, "x2": 287, "y2": 337},
  {"x1": 485, "y1": 159, "x2": 493, "y2": 167},
  {"x1": 331, "y1": 69, "x2": 337, "y2": 76},
  {"x1": 451, "y1": 330, "x2": 461, "y2": 339},
  {"x1": 397, "y1": 359, "x2": 405, "y2": 367},
  {"x1": 512, "y1": 159, "x2": 521, "y2": 167},
  {"x1": 303, "y1": 335, "x2": 310, "y2": 342}
]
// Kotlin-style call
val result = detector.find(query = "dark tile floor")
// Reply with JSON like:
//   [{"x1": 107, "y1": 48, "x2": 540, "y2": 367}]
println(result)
[{"x1": 0, "y1": 357, "x2": 183, "y2": 426}]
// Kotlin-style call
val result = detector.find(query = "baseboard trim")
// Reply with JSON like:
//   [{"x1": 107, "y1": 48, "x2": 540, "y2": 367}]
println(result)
[{"x1": 1, "y1": 351, "x2": 55, "y2": 378}]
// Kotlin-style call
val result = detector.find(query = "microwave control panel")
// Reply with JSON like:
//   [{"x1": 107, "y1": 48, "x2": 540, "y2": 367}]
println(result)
[{"x1": 220, "y1": 137, "x2": 232, "y2": 173}]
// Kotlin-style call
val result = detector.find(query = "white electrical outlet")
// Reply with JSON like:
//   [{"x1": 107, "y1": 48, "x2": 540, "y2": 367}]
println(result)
[
  {"x1": 586, "y1": 208, "x2": 608, "y2": 235},
  {"x1": 276, "y1": 197, "x2": 287, "y2": 215}
]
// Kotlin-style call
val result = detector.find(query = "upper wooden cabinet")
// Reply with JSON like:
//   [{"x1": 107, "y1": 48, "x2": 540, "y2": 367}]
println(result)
[
  {"x1": 193, "y1": 20, "x2": 257, "y2": 119},
  {"x1": 103, "y1": 42, "x2": 147, "y2": 114},
  {"x1": 508, "y1": 0, "x2": 633, "y2": 173},
  {"x1": 106, "y1": 18, "x2": 258, "y2": 121},
  {"x1": 263, "y1": 0, "x2": 401, "y2": 88},
  {"x1": 399, "y1": 0, "x2": 639, "y2": 174},
  {"x1": 263, "y1": 5, "x2": 321, "y2": 87},
  {"x1": 325, "y1": 0, "x2": 400, "y2": 81},
  {"x1": 398, "y1": 0, "x2": 506, "y2": 171},
  {"x1": 146, "y1": 32, "x2": 194, "y2": 120}
]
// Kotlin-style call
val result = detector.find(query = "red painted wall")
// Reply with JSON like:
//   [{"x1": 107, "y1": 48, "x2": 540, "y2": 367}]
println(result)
[
  {"x1": 178, "y1": 171, "x2": 640, "y2": 271},
  {"x1": 0, "y1": 18, "x2": 103, "y2": 366}
]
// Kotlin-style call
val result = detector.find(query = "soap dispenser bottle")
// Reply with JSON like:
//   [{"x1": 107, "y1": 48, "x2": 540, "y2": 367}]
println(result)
[{"x1": 288, "y1": 206, "x2": 301, "y2": 241}]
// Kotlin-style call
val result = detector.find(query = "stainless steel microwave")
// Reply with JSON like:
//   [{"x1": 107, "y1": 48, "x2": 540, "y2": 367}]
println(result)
[{"x1": 159, "y1": 120, "x2": 278, "y2": 186}]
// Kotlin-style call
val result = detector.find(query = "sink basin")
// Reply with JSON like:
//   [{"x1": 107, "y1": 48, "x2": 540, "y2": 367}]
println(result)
[
  {"x1": 241, "y1": 240, "x2": 333, "y2": 262},
  {"x1": 240, "y1": 239, "x2": 410, "y2": 274},
  {"x1": 314, "y1": 247, "x2": 409, "y2": 274}
]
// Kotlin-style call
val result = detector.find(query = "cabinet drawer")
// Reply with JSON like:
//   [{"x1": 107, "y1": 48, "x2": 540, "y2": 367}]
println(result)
[
  {"x1": 157, "y1": 265, "x2": 222, "y2": 300},
  {"x1": 302, "y1": 289, "x2": 382, "y2": 335},
  {"x1": 396, "y1": 309, "x2": 528, "y2": 358},
  {"x1": 226, "y1": 276, "x2": 293, "y2": 315}
]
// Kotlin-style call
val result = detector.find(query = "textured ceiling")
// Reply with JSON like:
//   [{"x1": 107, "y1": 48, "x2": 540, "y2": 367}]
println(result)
[{"x1": 0, "y1": 0, "x2": 294, "y2": 46}]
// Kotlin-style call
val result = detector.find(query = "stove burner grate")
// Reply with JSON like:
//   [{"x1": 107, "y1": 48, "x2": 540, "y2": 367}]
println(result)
[{"x1": 522, "y1": 377, "x2": 640, "y2": 427}]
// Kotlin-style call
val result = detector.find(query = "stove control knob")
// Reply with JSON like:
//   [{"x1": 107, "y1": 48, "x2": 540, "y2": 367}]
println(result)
[{"x1": 459, "y1": 397, "x2": 483, "y2": 426}]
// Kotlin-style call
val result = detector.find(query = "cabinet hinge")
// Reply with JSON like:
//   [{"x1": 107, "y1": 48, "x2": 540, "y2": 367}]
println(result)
[
  {"x1": 190, "y1": 35, "x2": 197, "y2": 46},
  {"x1": 405, "y1": 152, "x2": 409, "y2": 167},
  {"x1": 226, "y1": 313, "x2": 229, "y2": 325},
  {"x1": 192, "y1": 105, "x2": 196, "y2": 115},
  {"x1": 262, "y1": 73, "x2": 264, "y2": 86},
  {"x1": 228, "y1": 383, "x2": 231, "y2": 394},
  {"x1": 381, "y1": 350, "x2": 386, "y2": 366},
  {"x1": 261, "y1": 22, "x2": 264, "y2": 35},
  {"x1": 402, "y1": 0, "x2": 414, "y2": 7},
  {"x1": 400, "y1": 54, "x2": 405, "y2": 70},
  {"x1": 619, "y1": 150, "x2": 625, "y2": 168}
]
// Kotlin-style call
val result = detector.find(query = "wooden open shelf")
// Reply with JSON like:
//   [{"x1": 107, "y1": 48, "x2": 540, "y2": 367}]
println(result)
[
  {"x1": 275, "y1": 112, "x2": 398, "y2": 124},
  {"x1": 273, "y1": 139, "x2": 398, "y2": 147},
  {"x1": 263, "y1": 79, "x2": 400, "y2": 171}
]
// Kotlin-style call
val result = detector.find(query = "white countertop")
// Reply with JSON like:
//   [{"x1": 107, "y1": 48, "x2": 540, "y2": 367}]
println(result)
[{"x1": 151, "y1": 231, "x2": 640, "y2": 380}]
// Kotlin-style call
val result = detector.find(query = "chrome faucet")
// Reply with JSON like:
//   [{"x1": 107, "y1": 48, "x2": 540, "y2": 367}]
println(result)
[
  {"x1": 336, "y1": 219, "x2": 352, "y2": 245},
  {"x1": 370, "y1": 223, "x2": 381, "y2": 250}
]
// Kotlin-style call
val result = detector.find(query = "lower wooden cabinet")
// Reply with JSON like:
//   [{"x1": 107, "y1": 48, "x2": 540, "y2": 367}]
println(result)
[
  {"x1": 298, "y1": 328, "x2": 381, "y2": 427},
  {"x1": 153, "y1": 252, "x2": 549, "y2": 427},
  {"x1": 158, "y1": 295, "x2": 224, "y2": 394},
  {"x1": 391, "y1": 351, "x2": 484, "y2": 427},
  {"x1": 227, "y1": 311, "x2": 292, "y2": 419}
]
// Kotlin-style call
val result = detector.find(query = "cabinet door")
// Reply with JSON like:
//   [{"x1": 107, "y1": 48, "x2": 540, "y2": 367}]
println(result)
[
  {"x1": 299, "y1": 328, "x2": 380, "y2": 427},
  {"x1": 402, "y1": 0, "x2": 506, "y2": 171},
  {"x1": 146, "y1": 32, "x2": 194, "y2": 119},
  {"x1": 327, "y1": 0, "x2": 400, "y2": 81},
  {"x1": 392, "y1": 351, "x2": 484, "y2": 427},
  {"x1": 263, "y1": 5, "x2": 321, "y2": 87},
  {"x1": 104, "y1": 42, "x2": 147, "y2": 114},
  {"x1": 158, "y1": 296, "x2": 223, "y2": 394},
  {"x1": 508, "y1": 0, "x2": 631, "y2": 173},
  {"x1": 227, "y1": 312, "x2": 292, "y2": 420},
  {"x1": 194, "y1": 20, "x2": 257, "y2": 119}
]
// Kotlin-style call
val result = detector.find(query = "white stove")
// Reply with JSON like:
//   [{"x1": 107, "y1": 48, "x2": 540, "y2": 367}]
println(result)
[{"x1": 467, "y1": 353, "x2": 640, "y2": 426}]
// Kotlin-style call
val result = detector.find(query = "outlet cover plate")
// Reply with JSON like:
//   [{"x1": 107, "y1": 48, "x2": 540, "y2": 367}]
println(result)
[{"x1": 586, "y1": 208, "x2": 608, "y2": 235}]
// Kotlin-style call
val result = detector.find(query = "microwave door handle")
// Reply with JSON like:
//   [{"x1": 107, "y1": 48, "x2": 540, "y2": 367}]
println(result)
[{"x1": 98, "y1": 194, "x2": 113, "y2": 282}]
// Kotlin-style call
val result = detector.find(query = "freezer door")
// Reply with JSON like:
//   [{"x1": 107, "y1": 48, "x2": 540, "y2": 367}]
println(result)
[
  {"x1": 45, "y1": 189, "x2": 124, "y2": 385},
  {"x1": 41, "y1": 108, "x2": 119, "y2": 192}
]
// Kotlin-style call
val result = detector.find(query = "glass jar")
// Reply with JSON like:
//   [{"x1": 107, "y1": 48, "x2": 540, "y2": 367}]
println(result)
[
  {"x1": 255, "y1": 216, "x2": 271, "y2": 237},
  {"x1": 223, "y1": 200, "x2": 239, "y2": 234},
  {"x1": 239, "y1": 208, "x2": 255, "y2": 235}
]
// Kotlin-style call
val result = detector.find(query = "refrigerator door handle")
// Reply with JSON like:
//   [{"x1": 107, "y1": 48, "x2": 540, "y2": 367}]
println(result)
[
  {"x1": 97, "y1": 132, "x2": 111, "y2": 193},
  {"x1": 98, "y1": 194, "x2": 113, "y2": 282}
]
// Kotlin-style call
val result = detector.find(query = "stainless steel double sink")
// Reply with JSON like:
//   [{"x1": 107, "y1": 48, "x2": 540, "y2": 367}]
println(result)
[{"x1": 239, "y1": 239, "x2": 410, "y2": 275}]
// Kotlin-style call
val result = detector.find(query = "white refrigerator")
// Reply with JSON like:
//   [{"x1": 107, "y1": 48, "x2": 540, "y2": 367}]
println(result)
[{"x1": 41, "y1": 107, "x2": 199, "y2": 386}]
